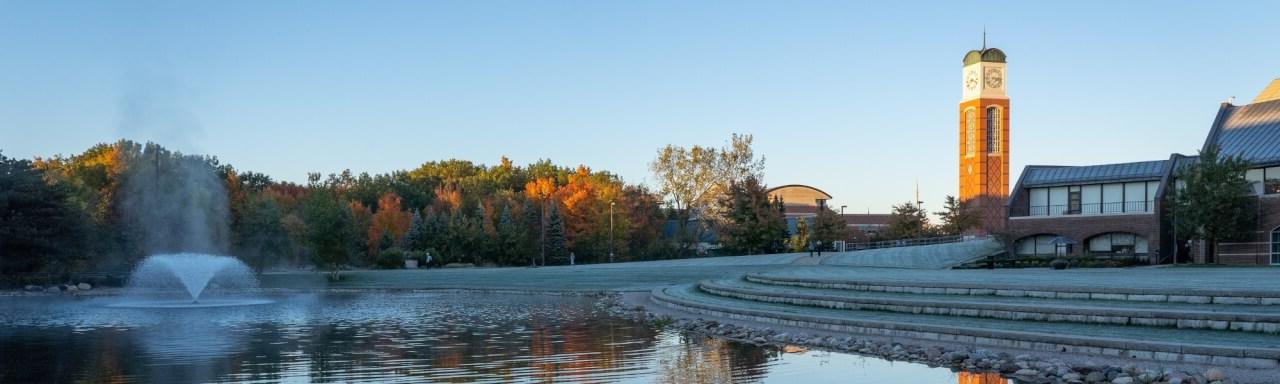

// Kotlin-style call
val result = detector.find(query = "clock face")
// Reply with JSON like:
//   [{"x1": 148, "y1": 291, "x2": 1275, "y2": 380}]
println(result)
[
  {"x1": 965, "y1": 70, "x2": 979, "y2": 91},
  {"x1": 984, "y1": 68, "x2": 1003, "y2": 89}
]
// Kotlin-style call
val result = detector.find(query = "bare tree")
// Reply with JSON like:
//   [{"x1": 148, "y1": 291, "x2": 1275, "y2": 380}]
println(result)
[{"x1": 649, "y1": 133, "x2": 764, "y2": 254}]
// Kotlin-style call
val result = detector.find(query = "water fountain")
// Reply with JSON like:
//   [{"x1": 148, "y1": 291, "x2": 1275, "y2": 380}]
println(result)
[{"x1": 111, "y1": 253, "x2": 271, "y2": 308}]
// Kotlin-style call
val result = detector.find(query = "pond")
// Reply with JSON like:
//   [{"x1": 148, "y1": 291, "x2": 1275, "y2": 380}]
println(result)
[{"x1": 0, "y1": 292, "x2": 997, "y2": 383}]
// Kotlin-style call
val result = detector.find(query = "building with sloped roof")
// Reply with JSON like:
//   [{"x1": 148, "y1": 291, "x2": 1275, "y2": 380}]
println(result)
[{"x1": 1005, "y1": 78, "x2": 1280, "y2": 265}]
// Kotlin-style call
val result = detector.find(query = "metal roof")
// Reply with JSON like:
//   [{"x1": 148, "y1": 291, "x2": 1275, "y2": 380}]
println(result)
[
  {"x1": 1021, "y1": 160, "x2": 1168, "y2": 187},
  {"x1": 1208, "y1": 98, "x2": 1280, "y2": 166}
]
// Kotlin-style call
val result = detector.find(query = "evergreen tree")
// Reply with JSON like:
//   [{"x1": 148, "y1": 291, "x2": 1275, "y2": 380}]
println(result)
[
  {"x1": 405, "y1": 209, "x2": 425, "y2": 251},
  {"x1": 233, "y1": 194, "x2": 289, "y2": 274},
  {"x1": 934, "y1": 195, "x2": 978, "y2": 236},
  {"x1": 884, "y1": 201, "x2": 931, "y2": 240},
  {"x1": 717, "y1": 176, "x2": 787, "y2": 255},
  {"x1": 545, "y1": 204, "x2": 568, "y2": 263},
  {"x1": 523, "y1": 199, "x2": 542, "y2": 266},
  {"x1": 496, "y1": 204, "x2": 525, "y2": 265},
  {"x1": 0, "y1": 152, "x2": 87, "y2": 278},
  {"x1": 810, "y1": 208, "x2": 849, "y2": 246}
]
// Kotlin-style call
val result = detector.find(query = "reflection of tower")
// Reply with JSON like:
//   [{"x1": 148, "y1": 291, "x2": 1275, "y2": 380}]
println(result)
[
  {"x1": 958, "y1": 371, "x2": 1008, "y2": 384},
  {"x1": 958, "y1": 39, "x2": 1010, "y2": 232}
]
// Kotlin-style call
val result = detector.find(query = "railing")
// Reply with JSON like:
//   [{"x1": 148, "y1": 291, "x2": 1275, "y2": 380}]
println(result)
[
  {"x1": 1216, "y1": 241, "x2": 1279, "y2": 265},
  {"x1": 845, "y1": 235, "x2": 982, "y2": 251},
  {"x1": 1016, "y1": 201, "x2": 1154, "y2": 217}
]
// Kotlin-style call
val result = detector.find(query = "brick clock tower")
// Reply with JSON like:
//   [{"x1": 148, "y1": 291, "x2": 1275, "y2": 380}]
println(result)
[{"x1": 958, "y1": 45, "x2": 1009, "y2": 231}]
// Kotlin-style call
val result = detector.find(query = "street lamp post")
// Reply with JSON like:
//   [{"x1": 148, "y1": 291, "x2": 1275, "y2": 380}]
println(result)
[
  {"x1": 840, "y1": 205, "x2": 847, "y2": 215},
  {"x1": 609, "y1": 201, "x2": 616, "y2": 263}
]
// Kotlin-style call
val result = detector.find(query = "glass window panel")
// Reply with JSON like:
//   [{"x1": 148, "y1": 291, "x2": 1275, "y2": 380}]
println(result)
[
  {"x1": 1082, "y1": 185, "x2": 1101, "y2": 214},
  {"x1": 986, "y1": 107, "x2": 1001, "y2": 154},
  {"x1": 965, "y1": 109, "x2": 976, "y2": 156},
  {"x1": 1247, "y1": 168, "x2": 1265, "y2": 195},
  {"x1": 1016, "y1": 238, "x2": 1035, "y2": 255},
  {"x1": 1089, "y1": 235, "x2": 1112, "y2": 252},
  {"x1": 1266, "y1": 167, "x2": 1280, "y2": 195},
  {"x1": 1035, "y1": 235, "x2": 1055, "y2": 255},
  {"x1": 1112, "y1": 233, "x2": 1135, "y2": 245},
  {"x1": 1135, "y1": 237, "x2": 1149, "y2": 254},
  {"x1": 1049, "y1": 187, "x2": 1069, "y2": 215},
  {"x1": 1146, "y1": 181, "x2": 1160, "y2": 201},
  {"x1": 1124, "y1": 182, "x2": 1145, "y2": 203},
  {"x1": 1272, "y1": 229, "x2": 1280, "y2": 265},
  {"x1": 1029, "y1": 188, "x2": 1048, "y2": 215},
  {"x1": 1102, "y1": 184, "x2": 1124, "y2": 212}
]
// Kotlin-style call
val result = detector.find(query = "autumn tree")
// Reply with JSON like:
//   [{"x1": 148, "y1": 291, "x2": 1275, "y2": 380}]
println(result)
[
  {"x1": 649, "y1": 133, "x2": 764, "y2": 255},
  {"x1": 524, "y1": 177, "x2": 557, "y2": 266},
  {"x1": 368, "y1": 192, "x2": 412, "y2": 253},
  {"x1": 788, "y1": 217, "x2": 809, "y2": 252}
]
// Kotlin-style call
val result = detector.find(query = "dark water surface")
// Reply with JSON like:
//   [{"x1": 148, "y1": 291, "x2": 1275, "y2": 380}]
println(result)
[{"x1": 0, "y1": 292, "x2": 982, "y2": 383}]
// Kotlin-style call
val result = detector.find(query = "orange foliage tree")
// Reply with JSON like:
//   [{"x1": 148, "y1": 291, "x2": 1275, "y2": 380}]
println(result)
[{"x1": 369, "y1": 192, "x2": 412, "y2": 253}]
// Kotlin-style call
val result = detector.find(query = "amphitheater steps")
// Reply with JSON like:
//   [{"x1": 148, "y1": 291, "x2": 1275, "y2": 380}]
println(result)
[
  {"x1": 700, "y1": 279, "x2": 1280, "y2": 334},
  {"x1": 652, "y1": 283, "x2": 1280, "y2": 369},
  {"x1": 744, "y1": 272, "x2": 1280, "y2": 306}
]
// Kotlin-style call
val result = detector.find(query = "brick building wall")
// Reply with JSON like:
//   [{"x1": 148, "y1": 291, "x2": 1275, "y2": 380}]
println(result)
[
  {"x1": 1213, "y1": 196, "x2": 1280, "y2": 265},
  {"x1": 1006, "y1": 211, "x2": 1163, "y2": 262}
]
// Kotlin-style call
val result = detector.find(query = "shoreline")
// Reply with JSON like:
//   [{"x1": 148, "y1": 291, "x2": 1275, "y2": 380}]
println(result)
[{"x1": 4, "y1": 285, "x2": 1274, "y2": 382}]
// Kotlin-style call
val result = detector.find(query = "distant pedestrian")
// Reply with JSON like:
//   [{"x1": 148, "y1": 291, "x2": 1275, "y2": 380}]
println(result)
[
  {"x1": 808, "y1": 242, "x2": 814, "y2": 257},
  {"x1": 425, "y1": 253, "x2": 433, "y2": 269},
  {"x1": 569, "y1": 252, "x2": 575, "y2": 266},
  {"x1": 816, "y1": 240, "x2": 823, "y2": 256}
]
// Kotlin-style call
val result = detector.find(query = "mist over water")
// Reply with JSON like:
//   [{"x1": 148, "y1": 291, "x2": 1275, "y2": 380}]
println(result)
[{"x1": 118, "y1": 144, "x2": 230, "y2": 255}]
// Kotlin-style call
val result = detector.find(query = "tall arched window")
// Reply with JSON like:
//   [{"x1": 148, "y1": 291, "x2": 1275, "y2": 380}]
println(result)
[
  {"x1": 1271, "y1": 227, "x2": 1279, "y2": 265},
  {"x1": 965, "y1": 109, "x2": 976, "y2": 156},
  {"x1": 986, "y1": 106, "x2": 1001, "y2": 154}
]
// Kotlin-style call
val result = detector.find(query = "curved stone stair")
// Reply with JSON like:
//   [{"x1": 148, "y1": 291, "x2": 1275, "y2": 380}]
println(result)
[{"x1": 651, "y1": 272, "x2": 1280, "y2": 369}]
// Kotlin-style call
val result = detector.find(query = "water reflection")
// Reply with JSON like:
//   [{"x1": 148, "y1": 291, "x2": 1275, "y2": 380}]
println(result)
[{"x1": 0, "y1": 293, "x2": 969, "y2": 383}]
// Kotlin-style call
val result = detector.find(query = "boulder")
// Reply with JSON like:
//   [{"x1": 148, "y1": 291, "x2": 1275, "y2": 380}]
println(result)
[
  {"x1": 45, "y1": 286, "x2": 61, "y2": 293},
  {"x1": 24, "y1": 285, "x2": 41, "y2": 292},
  {"x1": 77, "y1": 283, "x2": 91, "y2": 290},
  {"x1": 1204, "y1": 368, "x2": 1227, "y2": 382},
  {"x1": 1111, "y1": 377, "x2": 1133, "y2": 384}
]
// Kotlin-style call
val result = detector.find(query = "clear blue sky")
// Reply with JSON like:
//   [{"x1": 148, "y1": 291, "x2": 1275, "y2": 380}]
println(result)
[{"x1": 3, "y1": 1, "x2": 1278, "y2": 214}]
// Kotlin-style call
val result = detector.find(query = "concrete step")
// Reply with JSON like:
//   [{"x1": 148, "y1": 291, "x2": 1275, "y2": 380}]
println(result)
[
  {"x1": 700, "y1": 279, "x2": 1280, "y2": 334},
  {"x1": 651, "y1": 283, "x2": 1280, "y2": 369},
  {"x1": 745, "y1": 271, "x2": 1280, "y2": 306}
]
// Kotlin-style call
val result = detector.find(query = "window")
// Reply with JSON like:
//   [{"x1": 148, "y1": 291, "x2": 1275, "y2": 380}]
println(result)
[
  {"x1": 965, "y1": 109, "x2": 976, "y2": 156},
  {"x1": 1029, "y1": 188, "x2": 1048, "y2": 216},
  {"x1": 1068, "y1": 186, "x2": 1082, "y2": 214},
  {"x1": 1015, "y1": 235, "x2": 1060, "y2": 256},
  {"x1": 1266, "y1": 166, "x2": 1280, "y2": 195},
  {"x1": 1087, "y1": 232, "x2": 1149, "y2": 256},
  {"x1": 1247, "y1": 168, "x2": 1265, "y2": 195},
  {"x1": 1271, "y1": 227, "x2": 1279, "y2": 265},
  {"x1": 986, "y1": 107, "x2": 1001, "y2": 154}
]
